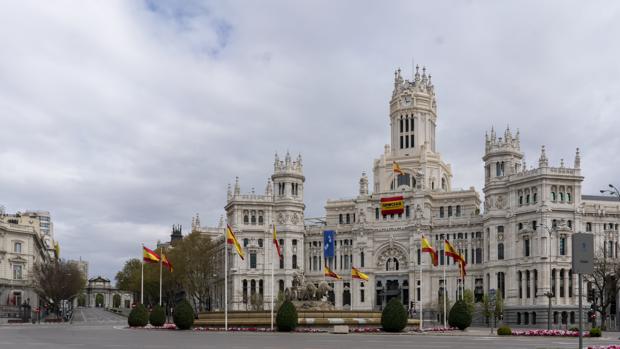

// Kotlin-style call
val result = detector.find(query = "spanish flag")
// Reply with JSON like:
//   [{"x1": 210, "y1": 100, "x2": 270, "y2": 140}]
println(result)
[
  {"x1": 351, "y1": 267, "x2": 369, "y2": 281},
  {"x1": 143, "y1": 246, "x2": 161, "y2": 264},
  {"x1": 273, "y1": 225, "x2": 282, "y2": 259},
  {"x1": 421, "y1": 235, "x2": 438, "y2": 266},
  {"x1": 458, "y1": 254, "x2": 467, "y2": 277},
  {"x1": 226, "y1": 224, "x2": 245, "y2": 260},
  {"x1": 162, "y1": 253, "x2": 173, "y2": 272},
  {"x1": 324, "y1": 266, "x2": 342, "y2": 280},
  {"x1": 392, "y1": 161, "x2": 404, "y2": 175},
  {"x1": 444, "y1": 240, "x2": 463, "y2": 264}
]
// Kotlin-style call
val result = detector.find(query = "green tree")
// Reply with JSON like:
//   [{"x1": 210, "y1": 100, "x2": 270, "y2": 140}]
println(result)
[
  {"x1": 173, "y1": 299, "x2": 195, "y2": 330},
  {"x1": 149, "y1": 305, "x2": 166, "y2": 327},
  {"x1": 128, "y1": 304, "x2": 149, "y2": 327},
  {"x1": 462, "y1": 289, "x2": 475, "y2": 316},
  {"x1": 167, "y1": 232, "x2": 215, "y2": 312},
  {"x1": 495, "y1": 293, "x2": 504, "y2": 322},
  {"x1": 276, "y1": 300, "x2": 298, "y2": 332},
  {"x1": 381, "y1": 298, "x2": 408, "y2": 332},
  {"x1": 584, "y1": 247, "x2": 620, "y2": 330},
  {"x1": 448, "y1": 300, "x2": 472, "y2": 330},
  {"x1": 481, "y1": 294, "x2": 492, "y2": 326}
]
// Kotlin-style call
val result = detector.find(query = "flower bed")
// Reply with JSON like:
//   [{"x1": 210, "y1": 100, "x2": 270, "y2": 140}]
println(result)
[
  {"x1": 415, "y1": 327, "x2": 458, "y2": 332},
  {"x1": 511, "y1": 329, "x2": 589, "y2": 337},
  {"x1": 351, "y1": 328, "x2": 382, "y2": 333},
  {"x1": 588, "y1": 346, "x2": 620, "y2": 349}
]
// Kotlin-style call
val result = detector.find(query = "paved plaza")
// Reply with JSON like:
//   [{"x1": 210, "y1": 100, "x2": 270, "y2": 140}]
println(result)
[{"x1": 1, "y1": 308, "x2": 619, "y2": 349}]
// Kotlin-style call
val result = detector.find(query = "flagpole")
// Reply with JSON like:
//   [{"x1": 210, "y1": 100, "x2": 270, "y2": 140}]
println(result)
[
  {"x1": 224, "y1": 227, "x2": 228, "y2": 331},
  {"x1": 270, "y1": 224, "x2": 275, "y2": 331},
  {"x1": 443, "y1": 261, "x2": 446, "y2": 328},
  {"x1": 141, "y1": 244, "x2": 144, "y2": 304},
  {"x1": 419, "y1": 256, "x2": 423, "y2": 330},
  {"x1": 159, "y1": 246, "x2": 163, "y2": 306}
]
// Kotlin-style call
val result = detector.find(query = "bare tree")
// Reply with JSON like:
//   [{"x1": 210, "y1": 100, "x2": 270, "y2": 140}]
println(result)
[
  {"x1": 584, "y1": 247, "x2": 620, "y2": 330},
  {"x1": 32, "y1": 260, "x2": 86, "y2": 319}
]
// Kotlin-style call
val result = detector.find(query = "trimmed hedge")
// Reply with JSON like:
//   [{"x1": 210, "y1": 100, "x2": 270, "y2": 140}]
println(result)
[
  {"x1": 276, "y1": 300, "x2": 298, "y2": 332},
  {"x1": 128, "y1": 304, "x2": 148, "y2": 327},
  {"x1": 497, "y1": 325, "x2": 512, "y2": 336},
  {"x1": 448, "y1": 300, "x2": 472, "y2": 330},
  {"x1": 173, "y1": 300, "x2": 194, "y2": 330},
  {"x1": 381, "y1": 298, "x2": 408, "y2": 332},
  {"x1": 149, "y1": 305, "x2": 166, "y2": 327},
  {"x1": 590, "y1": 327, "x2": 602, "y2": 337}
]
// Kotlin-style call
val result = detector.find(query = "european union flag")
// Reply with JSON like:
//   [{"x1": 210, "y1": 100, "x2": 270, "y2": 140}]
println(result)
[{"x1": 323, "y1": 230, "x2": 335, "y2": 257}]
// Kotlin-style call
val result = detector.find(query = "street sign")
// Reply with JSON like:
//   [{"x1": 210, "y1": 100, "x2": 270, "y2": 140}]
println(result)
[{"x1": 572, "y1": 233, "x2": 594, "y2": 274}]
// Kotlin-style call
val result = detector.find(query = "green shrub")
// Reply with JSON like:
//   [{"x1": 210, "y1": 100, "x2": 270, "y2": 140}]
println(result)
[
  {"x1": 173, "y1": 300, "x2": 194, "y2": 330},
  {"x1": 590, "y1": 327, "x2": 602, "y2": 337},
  {"x1": 128, "y1": 304, "x2": 148, "y2": 327},
  {"x1": 149, "y1": 305, "x2": 166, "y2": 327},
  {"x1": 497, "y1": 325, "x2": 512, "y2": 336},
  {"x1": 276, "y1": 300, "x2": 298, "y2": 332},
  {"x1": 448, "y1": 300, "x2": 472, "y2": 330},
  {"x1": 381, "y1": 298, "x2": 408, "y2": 332}
]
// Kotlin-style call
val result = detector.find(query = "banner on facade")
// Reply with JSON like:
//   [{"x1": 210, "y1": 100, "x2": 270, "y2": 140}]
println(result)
[
  {"x1": 323, "y1": 230, "x2": 335, "y2": 257},
  {"x1": 380, "y1": 196, "x2": 404, "y2": 215}
]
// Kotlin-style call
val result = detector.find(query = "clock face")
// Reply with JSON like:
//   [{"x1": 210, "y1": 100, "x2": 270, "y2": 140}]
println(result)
[{"x1": 400, "y1": 96, "x2": 412, "y2": 106}]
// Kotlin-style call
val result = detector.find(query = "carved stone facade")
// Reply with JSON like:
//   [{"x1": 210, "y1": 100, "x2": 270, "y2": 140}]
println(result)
[{"x1": 197, "y1": 66, "x2": 620, "y2": 327}]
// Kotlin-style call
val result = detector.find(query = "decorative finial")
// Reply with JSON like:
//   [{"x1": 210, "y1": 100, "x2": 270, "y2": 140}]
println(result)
[
  {"x1": 574, "y1": 147, "x2": 581, "y2": 168},
  {"x1": 560, "y1": 158, "x2": 564, "y2": 168},
  {"x1": 539, "y1": 145, "x2": 548, "y2": 167}
]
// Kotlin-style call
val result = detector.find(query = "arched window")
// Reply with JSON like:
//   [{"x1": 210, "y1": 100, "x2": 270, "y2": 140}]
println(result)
[
  {"x1": 456, "y1": 205, "x2": 461, "y2": 217},
  {"x1": 14, "y1": 242, "x2": 22, "y2": 253},
  {"x1": 258, "y1": 215, "x2": 264, "y2": 225},
  {"x1": 532, "y1": 312, "x2": 537, "y2": 325},
  {"x1": 244, "y1": 215, "x2": 249, "y2": 224},
  {"x1": 439, "y1": 207, "x2": 444, "y2": 218},
  {"x1": 242, "y1": 279, "x2": 248, "y2": 303},
  {"x1": 279, "y1": 280, "x2": 285, "y2": 292},
  {"x1": 559, "y1": 192, "x2": 565, "y2": 202},
  {"x1": 551, "y1": 192, "x2": 557, "y2": 201},
  {"x1": 441, "y1": 178, "x2": 446, "y2": 190},
  {"x1": 251, "y1": 211, "x2": 256, "y2": 224},
  {"x1": 586, "y1": 222, "x2": 592, "y2": 232},
  {"x1": 497, "y1": 243, "x2": 504, "y2": 260},
  {"x1": 250, "y1": 279, "x2": 256, "y2": 296}
]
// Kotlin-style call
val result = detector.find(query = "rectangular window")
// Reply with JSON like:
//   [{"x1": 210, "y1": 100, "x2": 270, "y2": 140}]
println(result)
[
  {"x1": 361, "y1": 252, "x2": 365, "y2": 268},
  {"x1": 439, "y1": 207, "x2": 444, "y2": 218},
  {"x1": 560, "y1": 237, "x2": 566, "y2": 256},
  {"x1": 497, "y1": 226, "x2": 504, "y2": 233},
  {"x1": 360, "y1": 289, "x2": 365, "y2": 303},
  {"x1": 346, "y1": 214, "x2": 350, "y2": 224},
  {"x1": 292, "y1": 255, "x2": 298, "y2": 269},
  {"x1": 405, "y1": 205, "x2": 410, "y2": 218},
  {"x1": 13, "y1": 265, "x2": 22, "y2": 280},
  {"x1": 448, "y1": 206, "x2": 453, "y2": 217},
  {"x1": 524, "y1": 239, "x2": 530, "y2": 257},
  {"x1": 405, "y1": 135, "x2": 409, "y2": 148},
  {"x1": 250, "y1": 253, "x2": 257, "y2": 269},
  {"x1": 400, "y1": 136, "x2": 403, "y2": 149},
  {"x1": 400, "y1": 118, "x2": 403, "y2": 132},
  {"x1": 405, "y1": 118, "x2": 409, "y2": 132},
  {"x1": 410, "y1": 134, "x2": 414, "y2": 148}
]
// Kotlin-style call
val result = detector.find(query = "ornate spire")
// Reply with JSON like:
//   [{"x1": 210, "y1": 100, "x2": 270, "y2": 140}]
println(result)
[
  {"x1": 194, "y1": 214, "x2": 200, "y2": 228},
  {"x1": 265, "y1": 178, "x2": 273, "y2": 196},
  {"x1": 234, "y1": 176, "x2": 240, "y2": 195},
  {"x1": 359, "y1": 171, "x2": 369, "y2": 196},
  {"x1": 538, "y1": 145, "x2": 548, "y2": 168},
  {"x1": 560, "y1": 158, "x2": 564, "y2": 168},
  {"x1": 218, "y1": 215, "x2": 224, "y2": 228},
  {"x1": 227, "y1": 183, "x2": 232, "y2": 200},
  {"x1": 274, "y1": 152, "x2": 280, "y2": 171},
  {"x1": 574, "y1": 147, "x2": 581, "y2": 168}
]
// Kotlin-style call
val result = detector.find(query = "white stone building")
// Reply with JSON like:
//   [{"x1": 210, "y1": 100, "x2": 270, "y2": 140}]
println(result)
[{"x1": 195, "y1": 66, "x2": 620, "y2": 327}]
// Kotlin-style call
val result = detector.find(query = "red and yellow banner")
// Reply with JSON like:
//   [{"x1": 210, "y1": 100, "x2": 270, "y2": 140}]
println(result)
[
  {"x1": 444, "y1": 239, "x2": 463, "y2": 263},
  {"x1": 421, "y1": 235, "x2": 438, "y2": 266},
  {"x1": 380, "y1": 196, "x2": 404, "y2": 215},
  {"x1": 352, "y1": 267, "x2": 369, "y2": 281},
  {"x1": 324, "y1": 266, "x2": 342, "y2": 280},
  {"x1": 227, "y1": 224, "x2": 245, "y2": 260},
  {"x1": 273, "y1": 225, "x2": 282, "y2": 259},
  {"x1": 143, "y1": 246, "x2": 161, "y2": 264},
  {"x1": 162, "y1": 253, "x2": 173, "y2": 272}
]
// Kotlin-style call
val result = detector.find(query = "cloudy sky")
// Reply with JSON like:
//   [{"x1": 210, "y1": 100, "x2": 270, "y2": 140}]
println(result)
[{"x1": 1, "y1": 1, "x2": 619, "y2": 281}]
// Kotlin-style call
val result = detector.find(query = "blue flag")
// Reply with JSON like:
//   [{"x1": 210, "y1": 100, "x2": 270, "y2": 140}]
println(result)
[{"x1": 323, "y1": 230, "x2": 335, "y2": 257}]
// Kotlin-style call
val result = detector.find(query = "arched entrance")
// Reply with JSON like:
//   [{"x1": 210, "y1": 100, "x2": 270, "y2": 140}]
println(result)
[
  {"x1": 95, "y1": 294, "x2": 104, "y2": 307},
  {"x1": 77, "y1": 294, "x2": 86, "y2": 307},
  {"x1": 375, "y1": 244, "x2": 409, "y2": 310},
  {"x1": 112, "y1": 294, "x2": 121, "y2": 308}
]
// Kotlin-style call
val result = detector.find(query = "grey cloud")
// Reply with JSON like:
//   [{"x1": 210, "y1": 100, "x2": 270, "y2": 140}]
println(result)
[{"x1": 1, "y1": 1, "x2": 619, "y2": 279}]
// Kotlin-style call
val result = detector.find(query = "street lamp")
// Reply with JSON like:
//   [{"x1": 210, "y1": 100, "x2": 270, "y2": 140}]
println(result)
[
  {"x1": 600, "y1": 184, "x2": 620, "y2": 199},
  {"x1": 544, "y1": 291, "x2": 554, "y2": 330}
]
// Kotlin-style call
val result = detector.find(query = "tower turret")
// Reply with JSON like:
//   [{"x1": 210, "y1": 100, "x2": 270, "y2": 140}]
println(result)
[
  {"x1": 389, "y1": 65, "x2": 437, "y2": 157},
  {"x1": 272, "y1": 152, "x2": 305, "y2": 202},
  {"x1": 483, "y1": 126, "x2": 524, "y2": 183}
]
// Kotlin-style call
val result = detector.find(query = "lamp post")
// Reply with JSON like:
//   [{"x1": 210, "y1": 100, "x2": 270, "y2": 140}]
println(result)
[
  {"x1": 544, "y1": 291, "x2": 553, "y2": 330},
  {"x1": 600, "y1": 184, "x2": 620, "y2": 200}
]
